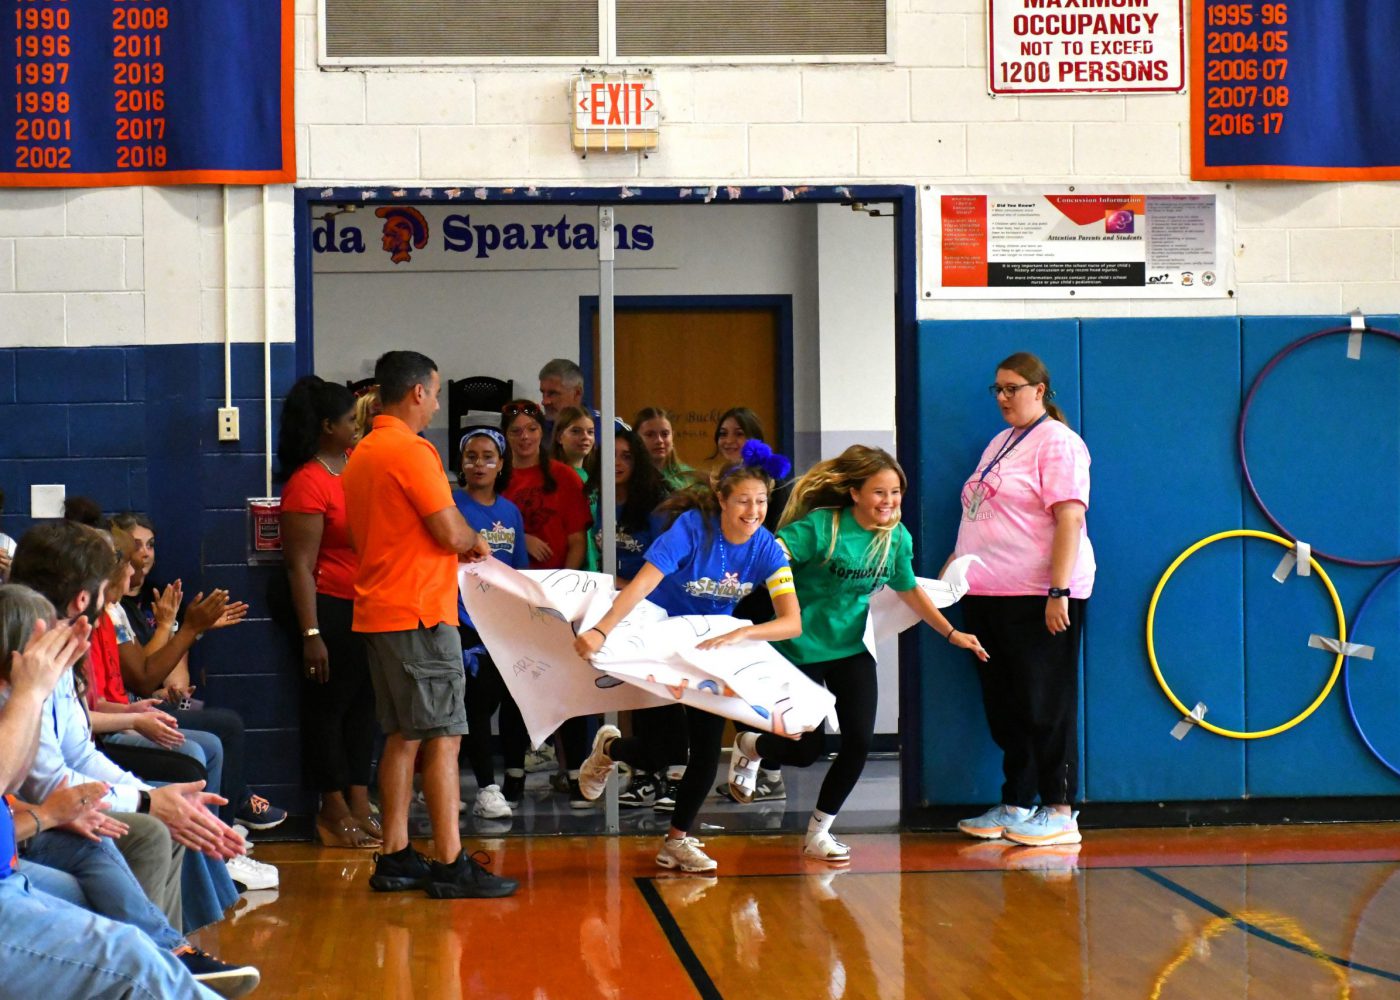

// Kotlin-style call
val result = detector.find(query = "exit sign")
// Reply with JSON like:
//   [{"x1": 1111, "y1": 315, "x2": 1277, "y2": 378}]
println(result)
[{"x1": 571, "y1": 73, "x2": 660, "y2": 153}]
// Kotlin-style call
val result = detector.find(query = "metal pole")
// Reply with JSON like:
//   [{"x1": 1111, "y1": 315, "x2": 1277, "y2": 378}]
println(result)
[{"x1": 598, "y1": 206, "x2": 619, "y2": 833}]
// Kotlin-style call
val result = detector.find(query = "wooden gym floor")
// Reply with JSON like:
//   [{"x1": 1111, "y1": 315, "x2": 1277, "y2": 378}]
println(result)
[{"x1": 193, "y1": 822, "x2": 1400, "y2": 999}]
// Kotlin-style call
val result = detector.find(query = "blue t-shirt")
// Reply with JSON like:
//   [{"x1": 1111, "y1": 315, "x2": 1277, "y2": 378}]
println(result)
[
  {"x1": 0, "y1": 798, "x2": 15, "y2": 880},
  {"x1": 643, "y1": 508, "x2": 790, "y2": 618},
  {"x1": 453, "y1": 490, "x2": 529, "y2": 626},
  {"x1": 595, "y1": 510, "x2": 667, "y2": 581}
]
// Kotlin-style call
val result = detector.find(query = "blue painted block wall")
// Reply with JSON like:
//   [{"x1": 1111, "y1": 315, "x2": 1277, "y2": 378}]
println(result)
[
  {"x1": 0, "y1": 343, "x2": 303, "y2": 810},
  {"x1": 916, "y1": 315, "x2": 1400, "y2": 807}
]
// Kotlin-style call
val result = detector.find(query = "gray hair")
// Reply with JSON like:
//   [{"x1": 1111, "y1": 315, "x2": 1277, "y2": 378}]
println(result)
[
  {"x1": 0, "y1": 583, "x2": 57, "y2": 680},
  {"x1": 538, "y1": 358, "x2": 583, "y2": 388}
]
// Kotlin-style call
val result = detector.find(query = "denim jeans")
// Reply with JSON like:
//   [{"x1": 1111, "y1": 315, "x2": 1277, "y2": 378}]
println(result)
[
  {"x1": 0, "y1": 872, "x2": 219, "y2": 999},
  {"x1": 103, "y1": 726, "x2": 225, "y2": 804},
  {"x1": 22, "y1": 829, "x2": 185, "y2": 951}
]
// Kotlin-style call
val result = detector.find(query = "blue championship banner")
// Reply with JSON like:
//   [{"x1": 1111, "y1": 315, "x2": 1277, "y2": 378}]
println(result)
[
  {"x1": 1192, "y1": 1, "x2": 1400, "y2": 180},
  {"x1": 3, "y1": 0, "x2": 293, "y2": 187}
]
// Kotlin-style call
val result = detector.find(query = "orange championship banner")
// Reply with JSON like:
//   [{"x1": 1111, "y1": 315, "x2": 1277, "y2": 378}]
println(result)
[
  {"x1": 3, "y1": 0, "x2": 294, "y2": 187},
  {"x1": 1191, "y1": 1, "x2": 1400, "y2": 180}
]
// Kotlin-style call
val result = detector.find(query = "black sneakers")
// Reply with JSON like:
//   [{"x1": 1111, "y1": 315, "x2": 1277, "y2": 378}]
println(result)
[
  {"x1": 369, "y1": 847, "x2": 433, "y2": 892},
  {"x1": 619, "y1": 772, "x2": 659, "y2": 809},
  {"x1": 174, "y1": 945, "x2": 260, "y2": 998},
  {"x1": 425, "y1": 850, "x2": 519, "y2": 899},
  {"x1": 501, "y1": 772, "x2": 525, "y2": 807}
]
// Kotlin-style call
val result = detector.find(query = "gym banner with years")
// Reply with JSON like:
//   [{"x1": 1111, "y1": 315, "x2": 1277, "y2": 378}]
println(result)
[
  {"x1": 1192, "y1": 1, "x2": 1400, "y2": 180},
  {"x1": 3, "y1": 0, "x2": 294, "y2": 187}
]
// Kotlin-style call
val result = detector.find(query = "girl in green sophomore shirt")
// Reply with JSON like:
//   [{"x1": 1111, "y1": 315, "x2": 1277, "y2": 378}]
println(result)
[{"x1": 727, "y1": 445, "x2": 988, "y2": 863}]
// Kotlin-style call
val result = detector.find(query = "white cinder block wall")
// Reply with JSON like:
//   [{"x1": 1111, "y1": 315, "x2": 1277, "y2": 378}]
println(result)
[{"x1": 1, "y1": 0, "x2": 1395, "y2": 344}]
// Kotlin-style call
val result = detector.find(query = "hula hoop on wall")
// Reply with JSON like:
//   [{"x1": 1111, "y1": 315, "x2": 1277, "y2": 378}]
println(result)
[
  {"x1": 1342, "y1": 563, "x2": 1400, "y2": 779},
  {"x1": 1239, "y1": 325, "x2": 1400, "y2": 567},
  {"x1": 1147, "y1": 529, "x2": 1347, "y2": 740}
]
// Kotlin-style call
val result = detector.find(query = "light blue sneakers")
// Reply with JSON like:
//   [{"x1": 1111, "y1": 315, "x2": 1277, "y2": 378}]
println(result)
[
  {"x1": 957, "y1": 804, "x2": 1033, "y2": 840},
  {"x1": 1003, "y1": 807, "x2": 1082, "y2": 846}
]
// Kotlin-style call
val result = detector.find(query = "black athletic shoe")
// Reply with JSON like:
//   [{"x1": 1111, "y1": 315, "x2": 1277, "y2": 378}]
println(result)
[
  {"x1": 654, "y1": 776, "x2": 681, "y2": 813},
  {"x1": 174, "y1": 945, "x2": 260, "y2": 998},
  {"x1": 619, "y1": 772, "x2": 659, "y2": 809},
  {"x1": 425, "y1": 850, "x2": 519, "y2": 899},
  {"x1": 568, "y1": 778, "x2": 593, "y2": 809},
  {"x1": 501, "y1": 773, "x2": 525, "y2": 807},
  {"x1": 369, "y1": 846, "x2": 432, "y2": 892}
]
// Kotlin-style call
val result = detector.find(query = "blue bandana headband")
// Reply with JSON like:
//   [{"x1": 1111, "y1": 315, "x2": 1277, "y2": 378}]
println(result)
[{"x1": 459, "y1": 427, "x2": 507, "y2": 456}]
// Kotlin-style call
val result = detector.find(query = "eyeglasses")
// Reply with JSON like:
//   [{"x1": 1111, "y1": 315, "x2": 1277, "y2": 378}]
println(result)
[
  {"x1": 988, "y1": 383, "x2": 1037, "y2": 399},
  {"x1": 502, "y1": 402, "x2": 542, "y2": 419},
  {"x1": 462, "y1": 457, "x2": 499, "y2": 468}
]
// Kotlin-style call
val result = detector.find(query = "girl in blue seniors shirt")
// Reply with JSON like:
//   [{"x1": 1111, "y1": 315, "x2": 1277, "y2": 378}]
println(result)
[
  {"x1": 453, "y1": 428, "x2": 531, "y2": 817},
  {"x1": 572, "y1": 446, "x2": 802, "y2": 874}
]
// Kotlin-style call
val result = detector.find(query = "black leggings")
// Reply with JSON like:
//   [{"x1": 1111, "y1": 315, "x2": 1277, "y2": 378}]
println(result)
[
  {"x1": 629, "y1": 704, "x2": 688, "y2": 773},
  {"x1": 753, "y1": 650, "x2": 878, "y2": 816},
  {"x1": 458, "y1": 625, "x2": 528, "y2": 787},
  {"x1": 300, "y1": 593, "x2": 377, "y2": 795},
  {"x1": 961, "y1": 595, "x2": 1084, "y2": 807},
  {"x1": 607, "y1": 705, "x2": 724, "y2": 833}
]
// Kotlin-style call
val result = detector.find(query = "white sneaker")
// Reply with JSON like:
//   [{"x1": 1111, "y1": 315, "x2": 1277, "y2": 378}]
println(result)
[
  {"x1": 803, "y1": 830, "x2": 851, "y2": 864},
  {"x1": 226, "y1": 854, "x2": 279, "y2": 891},
  {"x1": 472, "y1": 784, "x2": 513, "y2": 820},
  {"x1": 578, "y1": 725, "x2": 621, "y2": 801},
  {"x1": 655, "y1": 836, "x2": 718, "y2": 873},
  {"x1": 232, "y1": 824, "x2": 253, "y2": 854}
]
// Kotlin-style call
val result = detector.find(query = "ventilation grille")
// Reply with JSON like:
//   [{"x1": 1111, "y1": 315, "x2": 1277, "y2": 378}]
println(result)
[
  {"x1": 616, "y1": 0, "x2": 886, "y2": 57},
  {"x1": 325, "y1": 0, "x2": 599, "y2": 58}
]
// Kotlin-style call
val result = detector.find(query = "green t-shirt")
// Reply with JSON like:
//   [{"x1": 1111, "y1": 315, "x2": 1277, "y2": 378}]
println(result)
[{"x1": 774, "y1": 507, "x2": 917, "y2": 664}]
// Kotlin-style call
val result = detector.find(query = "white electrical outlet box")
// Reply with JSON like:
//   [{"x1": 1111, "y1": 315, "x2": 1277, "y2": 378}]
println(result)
[{"x1": 218, "y1": 407, "x2": 240, "y2": 442}]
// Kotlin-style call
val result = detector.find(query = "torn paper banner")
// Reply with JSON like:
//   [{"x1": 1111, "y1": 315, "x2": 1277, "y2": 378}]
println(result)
[
  {"x1": 862, "y1": 554, "x2": 983, "y2": 660},
  {"x1": 460, "y1": 560, "x2": 836, "y2": 748}
]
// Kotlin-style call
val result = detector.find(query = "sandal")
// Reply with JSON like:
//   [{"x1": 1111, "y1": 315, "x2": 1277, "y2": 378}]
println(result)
[
  {"x1": 317, "y1": 815, "x2": 381, "y2": 849},
  {"x1": 354, "y1": 813, "x2": 383, "y2": 841}
]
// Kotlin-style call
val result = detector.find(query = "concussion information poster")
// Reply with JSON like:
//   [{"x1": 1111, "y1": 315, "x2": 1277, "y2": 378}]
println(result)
[
  {"x1": 3, "y1": 0, "x2": 294, "y2": 187},
  {"x1": 1192, "y1": 1, "x2": 1400, "y2": 180},
  {"x1": 921, "y1": 188, "x2": 1234, "y2": 300}
]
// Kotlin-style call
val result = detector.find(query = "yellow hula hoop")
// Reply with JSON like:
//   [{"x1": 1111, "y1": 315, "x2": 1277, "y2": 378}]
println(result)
[{"x1": 1146, "y1": 529, "x2": 1347, "y2": 740}]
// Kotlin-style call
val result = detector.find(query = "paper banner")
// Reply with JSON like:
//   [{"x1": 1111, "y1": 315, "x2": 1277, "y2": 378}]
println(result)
[{"x1": 862, "y1": 554, "x2": 984, "y2": 659}]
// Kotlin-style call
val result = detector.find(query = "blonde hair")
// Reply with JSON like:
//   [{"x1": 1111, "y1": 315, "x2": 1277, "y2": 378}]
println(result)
[
  {"x1": 996, "y1": 352, "x2": 1066, "y2": 424},
  {"x1": 780, "y1": 445, "x2": 907, "y2": 576},
  {"x1": 353, "y1": 389, "x2": 380, "y2": 444}
]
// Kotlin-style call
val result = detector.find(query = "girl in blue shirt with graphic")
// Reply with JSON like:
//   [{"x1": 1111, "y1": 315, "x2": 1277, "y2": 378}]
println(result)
[
  {"x1": 572, "y1": 452, "x2": 802, "y2": 873},
  {"x1": 454, "y1": 428, "x2": 531, "y2": 818}
]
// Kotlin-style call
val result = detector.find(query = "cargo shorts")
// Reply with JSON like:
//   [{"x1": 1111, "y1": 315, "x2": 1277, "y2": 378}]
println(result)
[{"x1": 362, "y1": 623, "x2": 468, "y2": 741}]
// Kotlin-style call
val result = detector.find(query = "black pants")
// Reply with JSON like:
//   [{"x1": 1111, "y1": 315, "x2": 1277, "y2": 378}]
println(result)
[
  {"x1": 629, "y1": 704, "x2": 688, "y2": 773},
  {"x1": 754, "y1": 651, "x2": 878, "y2": 816},
  {"x1": 298, "y1": 593, "x2": 377, "y2": 795},
  {"x1": 961, "y1": 595, "x2": 1084, "y2": 807},
  {"x1": 458, "y1": 625, "x2": 528, "y2": 787},
  {"x1": 608, "y1": 705, "x2": 725, "y2": 833}
]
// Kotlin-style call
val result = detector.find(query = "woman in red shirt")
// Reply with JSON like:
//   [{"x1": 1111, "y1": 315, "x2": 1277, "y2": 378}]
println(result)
[
  {"x1": 498, "y1": 400, "x2": 591, "y2": 571},
  {"x1": 278, "y1": 376, "x2": 380, "y2": 849}
]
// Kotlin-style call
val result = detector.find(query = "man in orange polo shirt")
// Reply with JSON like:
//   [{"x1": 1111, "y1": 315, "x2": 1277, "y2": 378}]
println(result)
[{"x1": 344, "y1": 350, "x2": 517, "y2": 900}]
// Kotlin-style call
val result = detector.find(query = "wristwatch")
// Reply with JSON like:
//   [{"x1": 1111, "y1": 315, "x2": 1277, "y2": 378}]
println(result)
[
  {"x1": 137, "y1": 790, "x2": 152, "y2": 814},
  {"x1": 302, "y1": 627, "x2": 321, "y2": 638},
  {"x1": 1047, "y1": 587, "x2": 1071, "y2": 598}
]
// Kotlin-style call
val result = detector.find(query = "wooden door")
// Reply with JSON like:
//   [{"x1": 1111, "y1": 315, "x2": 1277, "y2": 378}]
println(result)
[{"x1": 592, "y1": 306, "x2": 780, "y2": 469}]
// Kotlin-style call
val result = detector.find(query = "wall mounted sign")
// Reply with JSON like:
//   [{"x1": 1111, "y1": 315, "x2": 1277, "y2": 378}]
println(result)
[
  {"x1": 571, "y1": 72, "x2": 659, "y2": 153},
  {"x1": 988, "y1": 0, "x2": 1184, "y2": 94},
  {"x1": 2, "y1": 0, "x2": 294, "y2": 187},
  {"x1": 921, "y1": 186, "x2": 1233, "y2": 299}
]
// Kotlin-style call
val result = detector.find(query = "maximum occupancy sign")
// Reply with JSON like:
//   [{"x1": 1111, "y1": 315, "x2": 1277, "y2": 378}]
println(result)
[
  {"x1": 2, "y1": 0, "x2": 294, "y2": 187},
  {"x1": 1191, "y1": 0, "x2": 1400, "y2": 180}
]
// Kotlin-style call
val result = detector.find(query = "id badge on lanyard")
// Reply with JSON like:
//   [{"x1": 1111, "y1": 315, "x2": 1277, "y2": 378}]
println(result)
[{"x1": 965, "y1": 414, "x2": 1048, "y2": 519}]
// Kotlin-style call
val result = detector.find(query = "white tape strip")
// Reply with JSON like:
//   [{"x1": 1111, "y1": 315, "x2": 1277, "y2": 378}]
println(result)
[
  {"x1": 1272, "y1": 551, "x2": 1296, "y2": 583},
  {"x1": 1295, "y1": 540, "x2": 1311, "y2": 576},
  {"x1": 1308, "y1": 634, "x2": 1376, "y2": 660},
  {"x1": 1348, "y1": 309, "x2": 1365, "y2": 359},
  {"x1": 1171, "y1": 702, "x2": 1208, "y2": 740},
  {"x1": 1273, "y1": 540, "x2": 1311, "y2": 582}
]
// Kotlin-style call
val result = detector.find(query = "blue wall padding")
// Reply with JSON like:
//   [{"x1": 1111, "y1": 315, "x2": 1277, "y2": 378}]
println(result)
[
  {"x1": 916, "y1": 314, "x2": 1400, "y2": 806},
  {"x1": 0, "y1": 343, "x2": 304, "y2": 813},
  {"x1": 916, "y1": 319, "x2": 1084, "y2": 805},
  {"x1": 1080, "y1": 316, "x2": 1246, "y2": 801},
  {"x1": 1240, "y1": 316, "x2": 1400, "y2": 796}
]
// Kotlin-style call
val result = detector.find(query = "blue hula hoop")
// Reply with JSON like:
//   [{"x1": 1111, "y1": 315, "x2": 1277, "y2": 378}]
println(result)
[{"x1": 1344, "y1": 563, "x2": 1400, "y2": 780}]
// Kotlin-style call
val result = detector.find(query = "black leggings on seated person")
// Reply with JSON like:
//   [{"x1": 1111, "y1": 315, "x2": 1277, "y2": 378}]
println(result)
[
  {"x1": 753, "y1": 650, "x2": 877, "y2": 817},
  {"x1": 606, "y1": 705, "x2": 725, "y2": 834}
]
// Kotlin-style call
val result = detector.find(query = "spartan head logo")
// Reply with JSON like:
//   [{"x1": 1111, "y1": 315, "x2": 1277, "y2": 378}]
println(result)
[{"x1": 374, "y1": 206, "x2": 429, "y2": 264}]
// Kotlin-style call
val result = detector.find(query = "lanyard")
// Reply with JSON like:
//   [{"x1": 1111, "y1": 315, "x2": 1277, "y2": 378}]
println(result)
[{"x1": 977, "y1": 413, "x2": 1049, "y2": 484}]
